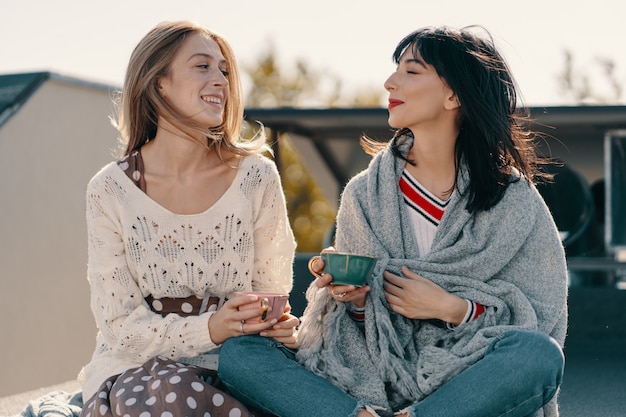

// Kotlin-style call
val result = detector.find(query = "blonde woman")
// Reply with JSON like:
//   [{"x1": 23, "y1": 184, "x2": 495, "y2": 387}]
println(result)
[{"x1": 78, "y1": 21, "x2": 297, "y2": 417}]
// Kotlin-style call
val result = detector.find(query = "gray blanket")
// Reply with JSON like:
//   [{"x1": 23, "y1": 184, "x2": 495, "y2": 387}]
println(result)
[
  {"x1": 7, "y1": 391, "x2": 82, "y2": 417},
  {"x1": 297, "y1": 136, "x2": 568, "y2": 417}
]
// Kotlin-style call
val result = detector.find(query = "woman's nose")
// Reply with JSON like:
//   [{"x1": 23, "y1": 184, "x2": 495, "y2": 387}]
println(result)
[
  {"x1": 211, "y1": 70, "x2": 228, "y2": 86},
  {"x1": 384, "y1": 74, "x2": 395, "y2": 91}
]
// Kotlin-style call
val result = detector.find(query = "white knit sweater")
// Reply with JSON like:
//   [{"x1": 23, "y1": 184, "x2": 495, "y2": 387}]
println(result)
[{"x1": 77, "y1": 154, "x2": 296, "y2": 400}]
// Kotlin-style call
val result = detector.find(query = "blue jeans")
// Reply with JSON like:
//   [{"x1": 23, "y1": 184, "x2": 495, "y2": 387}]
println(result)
[
  {"x1": 218, "y1": 330, "x2": 564, "y2": 417},
  {"x1": 218, "y1": 336, "x2": 366, "y2": 417}
]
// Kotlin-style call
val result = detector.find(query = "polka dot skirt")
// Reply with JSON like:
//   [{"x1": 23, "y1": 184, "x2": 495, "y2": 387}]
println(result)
[{"x1": 80, "y1": 356, "x2": 257, "y2": 417}]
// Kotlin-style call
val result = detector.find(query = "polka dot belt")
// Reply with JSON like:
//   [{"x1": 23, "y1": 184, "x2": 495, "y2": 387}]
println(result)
[{"x1": 145, "y1": 294, "x2": 221, "y2": 317}]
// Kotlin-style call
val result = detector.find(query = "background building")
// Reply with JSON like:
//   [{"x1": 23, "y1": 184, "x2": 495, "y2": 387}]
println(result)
[{"x1": 0, "y1": 72, "x2": 117, "y2": 395}]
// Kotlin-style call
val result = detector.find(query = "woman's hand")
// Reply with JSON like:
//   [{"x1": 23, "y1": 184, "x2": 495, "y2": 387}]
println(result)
[
  {"x1": 383, "y1": 266, "x2": 467, "y2": 325},
  {"x1": 207, "y1": 294, "x2": 278, "y2": 345},
  {"x1": 309, "y1": 247, "x2": 370, "y2": 308},
  {"x1": 260, "y1": 311, "x2": 300, "y2": 349}
]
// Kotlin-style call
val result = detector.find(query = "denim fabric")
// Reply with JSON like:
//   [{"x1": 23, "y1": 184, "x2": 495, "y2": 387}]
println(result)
[
  {"x1": 218, "y1": 335, "x2": 365, "y2": 417},
  {"x1": 404, "y1": 330, "x2": 564, "y2": 417},
  {"x1": 218, "y1": 330, "x2": 564, "y2": 417}
]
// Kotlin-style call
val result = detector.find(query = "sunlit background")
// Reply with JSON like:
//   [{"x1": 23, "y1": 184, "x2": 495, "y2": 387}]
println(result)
[
  {"x1": 2, "y1": 0, "x2": 625, "y2": 106},
  {"x1": 3, "y1": 0, "x2": 626, "y2": 252}
]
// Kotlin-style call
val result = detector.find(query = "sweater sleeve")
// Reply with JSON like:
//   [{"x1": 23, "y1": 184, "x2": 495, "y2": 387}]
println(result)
[
  {"x1": 85, "y1": 170, "x2": 218, "y2": 364},
  {"x1": 250, "y1": 158, "x2": 296, "y2": 295}
]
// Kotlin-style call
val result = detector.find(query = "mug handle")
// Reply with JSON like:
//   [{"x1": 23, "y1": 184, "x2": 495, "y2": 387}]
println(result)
[{"x1": 307, "y1": 256, "x2": 324, "y2": 279}]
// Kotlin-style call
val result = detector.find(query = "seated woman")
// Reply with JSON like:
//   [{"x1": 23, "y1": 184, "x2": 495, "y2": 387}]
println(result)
[
  {"x1": 78, "y1": 20, "x2": 298, "y2": 417},
  {"x1": 219, "y1": 25, "x2": 567, "y2": 417}
]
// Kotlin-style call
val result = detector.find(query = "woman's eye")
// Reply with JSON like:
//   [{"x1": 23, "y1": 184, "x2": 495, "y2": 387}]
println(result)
[{"x1": 221, "y1": 70, "x2": 230, "y2": 77}]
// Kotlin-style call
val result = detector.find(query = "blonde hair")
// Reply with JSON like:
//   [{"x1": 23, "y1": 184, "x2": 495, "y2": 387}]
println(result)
[{"x1": 113, "y1": 20, "x2": 268, "y2": 158}]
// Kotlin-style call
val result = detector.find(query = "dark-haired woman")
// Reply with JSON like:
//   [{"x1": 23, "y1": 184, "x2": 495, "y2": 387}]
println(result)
[{"x1": 219, "y1": 26, "x2": 567, "y2": 417}]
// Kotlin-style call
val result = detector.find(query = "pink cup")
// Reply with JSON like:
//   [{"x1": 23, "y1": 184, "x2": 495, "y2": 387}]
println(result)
[{"x1": 234, "y1": 291, "x2": 289, "y2": 323}]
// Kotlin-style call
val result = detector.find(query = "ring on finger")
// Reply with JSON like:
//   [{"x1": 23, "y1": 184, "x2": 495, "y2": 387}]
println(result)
[
  {"x1": 240, "y1": 320, "x2": 245, "y2": 335},
  {"x1": 331, "y1": 288, "x2": 347, "y2": 298}
]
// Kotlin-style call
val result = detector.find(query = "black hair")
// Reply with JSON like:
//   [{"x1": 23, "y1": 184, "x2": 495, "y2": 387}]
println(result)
[{"x1": 363, "y1": 26, "x2": 547, "y2": 214}]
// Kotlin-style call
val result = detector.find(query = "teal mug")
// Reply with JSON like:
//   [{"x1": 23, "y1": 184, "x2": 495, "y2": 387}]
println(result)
[{"x1": 320, "y1": 252, "x2": 377, "y2": 287}]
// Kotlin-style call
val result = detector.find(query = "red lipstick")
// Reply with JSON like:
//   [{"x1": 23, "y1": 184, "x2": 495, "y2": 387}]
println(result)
[{"x1": 388, "y1": 99, "x2": 403, "y2": 110}]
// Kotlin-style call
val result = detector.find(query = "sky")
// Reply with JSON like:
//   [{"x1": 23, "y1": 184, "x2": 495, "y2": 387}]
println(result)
[{"x1": 1, "y1": 0, "x2": 625, "y2": 106}]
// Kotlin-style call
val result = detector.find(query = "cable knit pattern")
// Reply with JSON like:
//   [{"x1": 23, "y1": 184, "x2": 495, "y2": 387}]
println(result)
[{"x1": 78, "y1": 154, "x2": 296, "y2": 401}]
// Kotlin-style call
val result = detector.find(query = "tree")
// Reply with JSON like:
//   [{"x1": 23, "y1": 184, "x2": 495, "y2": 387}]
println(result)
[
  {"x1": 557, "y1": 49, "x2": 624, "y2": 104},
  {"x1": 241, "y1": 45, "x2": 383, "y2": 251},
  {"x1": 243, "y1": 42, "x2": 383, "y2": 108}
]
